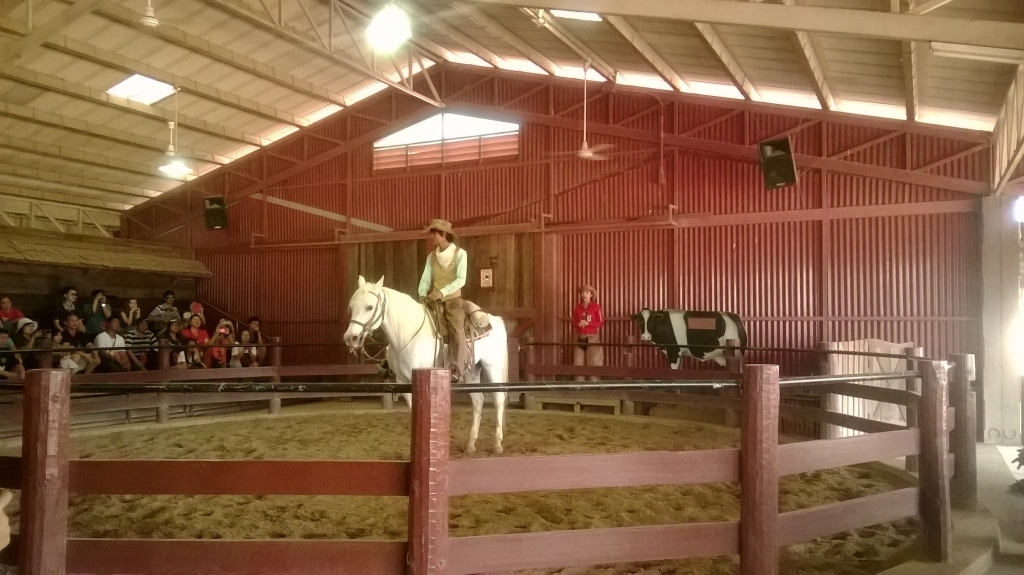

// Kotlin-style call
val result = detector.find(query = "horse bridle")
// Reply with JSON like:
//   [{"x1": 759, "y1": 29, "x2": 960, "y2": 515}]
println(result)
[{"x1": 347, "y1": 289, "x2": 387, "y2": 352}]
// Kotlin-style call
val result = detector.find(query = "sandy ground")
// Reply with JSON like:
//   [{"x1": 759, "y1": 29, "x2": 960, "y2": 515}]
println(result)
[{"x1": 0, "y1": 402, "x2": 919, "y2": 574}]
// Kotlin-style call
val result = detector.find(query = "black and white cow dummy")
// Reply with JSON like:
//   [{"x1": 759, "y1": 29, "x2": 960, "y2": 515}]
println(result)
[{"x1": 633, "y1": 308, "x2": 747, "y2": 368}]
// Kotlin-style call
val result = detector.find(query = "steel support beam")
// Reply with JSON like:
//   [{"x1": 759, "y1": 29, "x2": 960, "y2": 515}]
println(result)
[
  {"x1": 0, "y1": 0, "x2": 104, "y2": 62},
  {"x1": 449, "y1": 102, "x2": 989, "y2": 194},
  {"x1": 0, "y1": 133, "x2": 163, "y2": 178},
  {"x1": 523, "y1": 8, "x2": 617, "y2": 82},
  {"x1": 475, "y1": 0, "x2": 1024, "y2": 50},
  {"x1": 781, "y1": 0, "x2": 833, "y2": 111},
  {"x1": 0, "y1": 162, "x2": 158, "y2": 199},
  {"x1": 606, "y1": 15, "x2": 693, "y2": 93},
  {"x1": 0, "y1": 100, "x2": 228, "y2": 165},
  {"x1": 908, "y1": 0, "x2": 958, "y2": 15},
  {"x1": 993, "y1": 66, "x2": 1024, "y2": 195},
  {"x1": 0, "y1": 65, "x2": 271, "y2": 147},
  {"x1": 0, "y1": 176, "x2": 141, "y2": 211},
  {"x1": 200, "y1": 0, "x2": 443, "y2": 107},
  {"x1": 451, "y1": 2, "x2": 562, "y2": 75},
  {"x1": 693, "y1": 22, "x2": 761, "y2": 101},
  {"x1": 91, "y1": 1, "x2": 350, "y2": 107}
]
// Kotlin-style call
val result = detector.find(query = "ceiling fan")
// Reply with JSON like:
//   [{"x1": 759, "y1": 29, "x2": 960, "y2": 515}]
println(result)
[{"x1": 558, "y1": 61, "x2": 615, "y2": 161}]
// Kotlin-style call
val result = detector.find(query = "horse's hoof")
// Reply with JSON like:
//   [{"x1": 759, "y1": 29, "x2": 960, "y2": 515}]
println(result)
[
  {"x1": 493, "y1": 445, "x2": 503, "y2": 455},
  {"x1": 465, "y1": 443, "x2": 476, "y2": 455}
]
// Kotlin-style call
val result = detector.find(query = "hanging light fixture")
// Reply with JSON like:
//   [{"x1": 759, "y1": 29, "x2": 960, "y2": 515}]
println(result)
[
  {"x1": 140, "y1": 0, "x2": 159, "y2": 28},
  {"x1": 159, "y1": 89, "x2": 193, "y2": 178},
  {"x1": 366, "y1": 3, "x2": 411, "y2": 53}
]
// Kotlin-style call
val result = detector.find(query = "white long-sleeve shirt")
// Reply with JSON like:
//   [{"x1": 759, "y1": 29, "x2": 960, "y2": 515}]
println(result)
[{"x1": 418, "y1": 243, "x2": 467, "y2": 298}]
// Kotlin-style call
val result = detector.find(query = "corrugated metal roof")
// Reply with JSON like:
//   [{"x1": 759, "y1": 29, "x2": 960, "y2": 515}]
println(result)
[{"x1": 0, "y1": 0, "x2": 1021, "y2": 233}]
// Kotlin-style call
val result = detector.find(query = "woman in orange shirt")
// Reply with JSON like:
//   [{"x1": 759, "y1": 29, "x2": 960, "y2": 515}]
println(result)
[{"x1": 571, "y1": 284, "x2": 605, "y2": 382}]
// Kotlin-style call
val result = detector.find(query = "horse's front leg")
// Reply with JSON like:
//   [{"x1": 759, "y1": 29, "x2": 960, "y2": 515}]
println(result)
[
  {"x1": 401, "y1": 393, "x2": 412, "y2": 409},
  {"x1": 466, "y1": 392, "x2": 484, "y2": 454},
  {"x1": 492, "y1": 392, "x2": 506, "y2": 454}
]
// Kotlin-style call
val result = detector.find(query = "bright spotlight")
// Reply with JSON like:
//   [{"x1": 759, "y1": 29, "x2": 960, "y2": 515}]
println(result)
[
  {"x1": 367, "y1": 3, "x2": 411, "y2": 53},
  {"x1": 1015, "y1": 196, "x2": 1024, "y2": 223}
]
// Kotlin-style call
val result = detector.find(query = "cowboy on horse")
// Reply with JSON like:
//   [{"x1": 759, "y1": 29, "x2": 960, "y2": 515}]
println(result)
[{"x1": 418, "y1": 218, "x2": 470, "y2": 383}]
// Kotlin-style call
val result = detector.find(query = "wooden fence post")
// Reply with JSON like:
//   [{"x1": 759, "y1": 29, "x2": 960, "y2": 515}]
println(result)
[
  {"x1": 507, "y1": 338, "x2": 521, "y2": 407},
  {"x1": 20, "y1": 369, "x2": 71, "y2": 575},
  {"x1": 948, "y1": 353, "x2": 977, "y2": 511},
  {"x1": 408, "y1": 368, "x2": 451, "y2": 574},
  {"x1": 523, "y1": 337, "x2": 537, "y2": 411},
  {"x1": 622, "y1": 335, "x2": 637, "y2": 416},
  {"x1": 269, "y1": 336, "x2": 282, "y2": 415},
  {"x1": 904, "y1": 347, "x2": 924, "y2": 473},
  {"x1": 740, "y1": 364, "x2": 780, "y2": 575},
  {"x1": 156, "y1": 339, "x2": 171, "y2": 424},
  {"x1": 35, "y1": 336, "x2": 53, "y2": 369},
  {"x1": 918, "y1": 360, "x2": 952, "y2": 563},
  {"x1": 722, "y1": 338, "x2": 744, "y2": 428},
  {"x1": 817, "y1": 341, "x2": 839, "y2": 439}
]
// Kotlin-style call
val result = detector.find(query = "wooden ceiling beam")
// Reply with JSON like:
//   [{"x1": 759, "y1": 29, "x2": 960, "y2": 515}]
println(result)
[{"x1": 475, "y1": 0, "x2": 1024, "y2": 50}]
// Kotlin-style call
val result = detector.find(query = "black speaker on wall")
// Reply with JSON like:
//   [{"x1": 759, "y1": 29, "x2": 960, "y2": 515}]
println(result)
[
  {"x1": 204, "y1": 196, "x2": 228, "y2": 230},
  {"x1": 758, "y1": 136, "x2": 798, "y2": 190}
]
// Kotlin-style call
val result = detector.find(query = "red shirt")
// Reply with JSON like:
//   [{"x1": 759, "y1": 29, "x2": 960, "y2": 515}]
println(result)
[
  {"x1": 182, "y1": 327, "x2": 209, "y2": 345},
  {"x1": 0, "y1": 307, "x2": 25, "y2": 325},
  {"x1": 572, "y1": 301, "x2": 604, "y2": 336}
]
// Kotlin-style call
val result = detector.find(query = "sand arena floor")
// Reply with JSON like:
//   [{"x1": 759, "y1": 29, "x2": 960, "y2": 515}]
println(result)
[{"x1": 0, "y1": 401, "x2": 919, "y2": 574}]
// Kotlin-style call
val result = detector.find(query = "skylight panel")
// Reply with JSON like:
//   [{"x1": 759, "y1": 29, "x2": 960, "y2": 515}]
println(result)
[
  {"x1": 758, "y1": 88, "x2": 822, "y2": 110},
  {"x1": 549, "y1": 10, "x2": 602, "y2": 22},
  {"x1": 616, "y1": 71, "x2": 672, "y2": 92},
  {"x1": 107, "y1": 74, "x2": 175, "y2": 105},
  {"x1": 374, "y1": 113, "x2": 519, "y2": 148}
]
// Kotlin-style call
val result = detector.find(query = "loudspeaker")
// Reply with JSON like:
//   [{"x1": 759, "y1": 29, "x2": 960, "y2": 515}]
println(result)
[
  {"x1": 758, "y1": 136, "x2": 798, "y2": 189},
  {"x1": 203, "y1": 196, "x2": 227, "y2": 230}
]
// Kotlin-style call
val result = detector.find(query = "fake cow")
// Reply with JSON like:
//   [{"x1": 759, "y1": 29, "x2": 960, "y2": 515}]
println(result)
[{"x1": 633, "y1": 308, "x2": 747, "y2": 368}]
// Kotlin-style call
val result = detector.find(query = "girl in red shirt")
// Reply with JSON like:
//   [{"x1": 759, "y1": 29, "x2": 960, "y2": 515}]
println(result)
[{"x1": 572, "y1": 284, "x2": 605, "y2": 381}]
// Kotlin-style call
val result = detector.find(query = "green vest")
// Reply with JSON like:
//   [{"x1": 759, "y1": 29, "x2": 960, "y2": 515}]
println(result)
[{"x1": 429, "y1": 249, "x2": 463, "y2": 300}]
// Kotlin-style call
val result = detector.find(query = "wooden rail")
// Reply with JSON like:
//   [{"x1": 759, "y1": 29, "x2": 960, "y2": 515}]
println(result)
[{"x1": 0, "y1": 348, "x2": 969, "y2": 574}]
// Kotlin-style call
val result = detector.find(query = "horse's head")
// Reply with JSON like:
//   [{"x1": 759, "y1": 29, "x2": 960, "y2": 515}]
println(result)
[
  {"x1": 344, "y1": 275, "x2": 386, "y2": 349},
  {"x1": 632, "y1": 307, "x2": 654, "y2": 341}
]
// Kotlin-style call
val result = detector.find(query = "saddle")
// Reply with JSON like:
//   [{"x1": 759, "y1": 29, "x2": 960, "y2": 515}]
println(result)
[{"x1": 426, "y1": 299, "x2": 492, "y2": 342}]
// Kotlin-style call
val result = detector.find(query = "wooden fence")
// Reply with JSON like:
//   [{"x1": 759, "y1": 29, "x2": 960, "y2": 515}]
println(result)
[{"x1": 0, "y1": 348, "x2": 975, "y2": 574}]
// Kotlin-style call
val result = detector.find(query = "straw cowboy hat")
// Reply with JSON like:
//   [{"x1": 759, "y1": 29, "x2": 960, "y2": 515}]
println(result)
[
  {"x1": 423, "y1": 218, "x2": 455, "y2": 236},
  {"x1": 579, "y1": 284, "x2": 598, "y2": 299}
]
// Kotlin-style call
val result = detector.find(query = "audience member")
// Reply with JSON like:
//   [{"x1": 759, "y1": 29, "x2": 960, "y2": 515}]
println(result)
[
  {"x1": 162, "y1": 318, "x2": 188, "y2": 370},
  {"x1": 52, "y1": 286, "x2": 78, "y2": 332},
  {"x1": 81, "y1": 289, "x2": 111, "y2": 340},
  {"x1": 0, "y1": 296, "x2": 25, "y2": 331},
  {"x1": 59, "y1": 312, "x2": 99, "y2": 374},
  {"x1": 0, "y1": 329, "x2": 24, "y2": 381},
  {"x1": 148, "y1": 290, "x2": 180, "y2": 332},
  {"x1": 120, "y1": 298, "x2": 142, "y2": 330},
  {"x1": 51, "y1": 331, "x2": 85, "y2": 374},
  {"x1": 181, "y1": 312, "x2": 210, "y2": 368},
  {"x1": 125, "y1": 317, "x2": 157, "y2": 371},
  {"x1": 247, "y1": 316, "x2": 268, "y2": 364},
  {"x1": 204, "y1": 320, "x2": 233, "y2": 368},
  {"x1": 11, "y1": 318, "x2": 40, "y2": 370},
  {"x1": 94, "y1": 317, "x2": 129, "y2": 373},
  {"x1": 231, "y1": 328, "x2": 259, "y2": 368}
]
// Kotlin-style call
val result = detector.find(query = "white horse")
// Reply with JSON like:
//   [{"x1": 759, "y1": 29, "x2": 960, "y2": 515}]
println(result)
[{"x1": 343, "y1": 275, "x2": 508, "y2": 454}]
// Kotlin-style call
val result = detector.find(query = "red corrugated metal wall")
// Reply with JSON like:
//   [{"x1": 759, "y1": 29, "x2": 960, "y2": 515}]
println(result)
[{"x1": 123, "y1": 66, "x2": 987, "y2": 371}]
